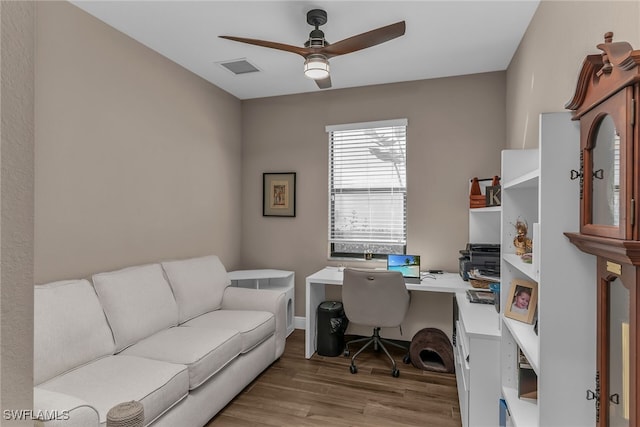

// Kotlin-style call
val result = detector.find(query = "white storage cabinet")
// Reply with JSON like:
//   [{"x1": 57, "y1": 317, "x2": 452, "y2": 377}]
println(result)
[{"x1": 228, "y1": 269, "x2": 295, "y2": 337}]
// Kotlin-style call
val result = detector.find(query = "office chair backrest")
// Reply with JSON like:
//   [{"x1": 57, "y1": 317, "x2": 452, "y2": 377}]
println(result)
[{"x1": 342, "y1": 268, "x2": 410, "y2": 328}]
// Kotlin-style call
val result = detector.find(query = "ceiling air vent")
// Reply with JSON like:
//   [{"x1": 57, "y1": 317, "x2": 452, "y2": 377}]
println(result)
[{"x1": 218, "y1": 59, "x2": 260, "y2": 75}]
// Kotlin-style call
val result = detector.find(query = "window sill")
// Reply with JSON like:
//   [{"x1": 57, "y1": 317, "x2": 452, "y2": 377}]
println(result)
[{"x1": 327, "y1": 257, "x2": 386, "y2": 266}]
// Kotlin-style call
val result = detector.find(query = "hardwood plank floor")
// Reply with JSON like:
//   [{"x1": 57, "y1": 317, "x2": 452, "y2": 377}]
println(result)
[{"x1": 206, "y1": 330, "x2": 462, "y2": 427}]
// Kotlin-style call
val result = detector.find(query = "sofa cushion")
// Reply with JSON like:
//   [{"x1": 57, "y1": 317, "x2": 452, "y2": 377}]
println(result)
[
  {"x1": 34, "y1": 280, "x2": 115, "y2": 385},
  {"x1": 161, "y1": 255, "x2": 230, "y2": 323},
  {"x1": 93, "y1": 263, "x2": 179, "y2": 352},
  {"x1": 34, "y1": 387, "x2": 100, "y2": 427},
  {"x1": 120, "y1": 326, "x2": 242, "y2": 390},
  {"x1": 183, "y1": 310, "x2": 275, "y2": 353},
  {"x1": 37, "y1": 355, "x2": 188, "y2": 426}
]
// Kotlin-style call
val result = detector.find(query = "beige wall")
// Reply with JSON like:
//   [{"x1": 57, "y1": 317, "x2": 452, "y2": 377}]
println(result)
[
  {"x1": 35, "y1": 2, "x2": 243, "y2": 283},
  {"x1": 241, "y1": 73, "x2": 506, "y2": 318},
  {"x1": 507, "y1": 0, "x2": 640, "y2": 149},
  {"x1": 1, "y1": 0, "x2": 35, "y2": 422}
]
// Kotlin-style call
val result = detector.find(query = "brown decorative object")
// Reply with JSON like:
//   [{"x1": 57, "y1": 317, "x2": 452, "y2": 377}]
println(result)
[
  {"x1": 565, "y1": 32, "x2": 640, "y2": 426},
  {"x1": 409, "y1": 328, "x2": 454, "y2": 373},
  {"x1": 513, "y1": 219, "x2": 532, "y2": 256},
  {"x1": 469, "y1": 177, "x2": 486, "y2": 208}
]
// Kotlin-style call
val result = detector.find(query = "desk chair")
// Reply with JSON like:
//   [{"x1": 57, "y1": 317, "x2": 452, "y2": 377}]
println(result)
[{"x1": 342, "y1": 268, "x2": 410, "y2": 377}]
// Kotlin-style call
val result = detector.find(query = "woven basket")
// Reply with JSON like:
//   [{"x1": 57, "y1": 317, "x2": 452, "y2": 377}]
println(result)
[
  {"x1": 106, "y1": 401, "x2": 144, "y2": 427},
  {"x1": 469, "y1": 279, "x2": 491, "y2": 289}
]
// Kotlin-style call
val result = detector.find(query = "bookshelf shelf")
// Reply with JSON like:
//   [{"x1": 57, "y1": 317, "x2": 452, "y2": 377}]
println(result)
[
  {"x1": 502, "y1": 385, "x2": 539, "y2": 427},
  {"x1": 503, "y1": 254, "x2": 537, "y2": 281},
  {"x1": 503, "y1": 317, "x2": 539, "y2": 374}
]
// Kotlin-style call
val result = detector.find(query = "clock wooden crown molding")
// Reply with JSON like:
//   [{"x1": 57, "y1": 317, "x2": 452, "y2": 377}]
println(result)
[{"x1": 565, "y1": 31, "x2": 640, "y2": 121}]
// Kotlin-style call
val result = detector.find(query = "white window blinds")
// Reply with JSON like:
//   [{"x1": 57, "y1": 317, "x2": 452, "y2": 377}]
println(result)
[{"x1": 327, "y1": 119, "x2": 407, "y2": 257}]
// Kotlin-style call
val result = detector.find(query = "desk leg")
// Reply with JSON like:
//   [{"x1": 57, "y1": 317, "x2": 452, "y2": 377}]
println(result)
[
  {"x1": 305, "y1": 280, "x2": 325, "y2": 359},
  {"x1": 452, "y1": 294, "x2": 458, "y2": 346}
]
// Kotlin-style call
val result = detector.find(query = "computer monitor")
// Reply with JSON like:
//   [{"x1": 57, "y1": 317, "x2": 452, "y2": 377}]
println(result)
[{"x1": 386, "y1": 254, "x2": 421, "y2": 284}]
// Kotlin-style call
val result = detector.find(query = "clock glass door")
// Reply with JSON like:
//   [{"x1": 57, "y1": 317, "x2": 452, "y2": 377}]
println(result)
[
  {"x1": 581, "y1": 88, "x2": 631, "y2": 239},
  {"x1": 607, "y1": 276, "x2": 630, "y2": 426}
]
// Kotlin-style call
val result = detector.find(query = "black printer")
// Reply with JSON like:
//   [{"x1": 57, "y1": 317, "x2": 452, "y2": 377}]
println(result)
[{"x1": 459, "y1": 243, "x2": 500, "y2": 280}]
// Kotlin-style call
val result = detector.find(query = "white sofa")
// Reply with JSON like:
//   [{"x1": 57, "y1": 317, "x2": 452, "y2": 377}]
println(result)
[{"x1": 33, "y1": 255, "x2": 287, "y2": 427}]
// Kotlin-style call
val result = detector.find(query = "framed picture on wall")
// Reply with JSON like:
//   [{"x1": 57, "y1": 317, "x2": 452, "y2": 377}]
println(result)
[
  {"x1": 505, "y1": 278, "x2": 538, "y2": 324},
  {"x1": 263, "y1": 172, "x2": 296, "y2": 217}
]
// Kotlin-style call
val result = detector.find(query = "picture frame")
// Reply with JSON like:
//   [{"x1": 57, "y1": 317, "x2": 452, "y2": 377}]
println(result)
[
  {"x1": 263, "y1": 172, "x2": 296, "y2": 217},
  {"x1": 505, "y1": 278, "x2": 538, "y2": 324}
]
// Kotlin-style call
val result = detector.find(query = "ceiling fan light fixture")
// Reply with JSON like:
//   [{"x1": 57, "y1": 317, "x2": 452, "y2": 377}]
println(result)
[{"x1": 303, "y1": 54, "x2": 330, "y2": 80}]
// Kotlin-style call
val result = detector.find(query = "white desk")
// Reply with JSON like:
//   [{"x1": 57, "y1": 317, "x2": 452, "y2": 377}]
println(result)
[{"x1": 305, "y1": 267, "x2": 473, "y2": 359}]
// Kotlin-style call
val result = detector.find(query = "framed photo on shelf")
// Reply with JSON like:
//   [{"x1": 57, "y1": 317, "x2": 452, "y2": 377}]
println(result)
[
  {"x1": 263, "y1": 172, "x2": 296, "y2": 217},
  {"x1": 505, "y1": 278, "x2": 538, "y2": 324}
]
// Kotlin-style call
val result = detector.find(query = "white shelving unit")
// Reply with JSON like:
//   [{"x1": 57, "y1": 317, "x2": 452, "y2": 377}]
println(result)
[
  {"x1": 455, "y1": 190, "x2": 501, "y2": 427},
  {"x1": 228, "y1": 269, "x2": 295, "y2": 337},
  {"x1": 499, "y1": 113, "x2": 596, "y2": 426}
]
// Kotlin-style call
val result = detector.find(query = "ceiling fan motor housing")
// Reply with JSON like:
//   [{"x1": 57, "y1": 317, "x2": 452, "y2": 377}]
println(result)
[
  {"x1": 305, "y1": 10, "x2": 328, "y2": 48},
  {"x1": 306, "y1": 9, "x2": 327, "y2": 27}
]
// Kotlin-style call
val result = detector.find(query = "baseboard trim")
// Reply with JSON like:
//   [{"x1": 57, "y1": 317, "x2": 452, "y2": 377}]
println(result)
[{"x1": 294, "y1": 316, "x2": 305, "y2": 330}]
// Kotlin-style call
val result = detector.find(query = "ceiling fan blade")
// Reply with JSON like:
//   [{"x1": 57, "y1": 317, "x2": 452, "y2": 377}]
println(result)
[
  {"x1": 315, "y1": 76, "x2": 332, "y2": 89},
  {"x1": 219, "y1": 35, "x2": 310, "y2": 57},
  {"x1": 320, "y1": 21, "x2": 406, "y2": 58}
]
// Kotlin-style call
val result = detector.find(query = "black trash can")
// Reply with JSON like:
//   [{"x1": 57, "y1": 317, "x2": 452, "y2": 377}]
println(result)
[{"x1": 317, "y1": 301, "x2": 348, "y2": 357}]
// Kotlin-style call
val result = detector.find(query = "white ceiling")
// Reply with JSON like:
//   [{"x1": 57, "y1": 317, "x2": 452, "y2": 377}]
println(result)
[{"x1": 71, "y1": 1, "x2": 540, "y2": 100}]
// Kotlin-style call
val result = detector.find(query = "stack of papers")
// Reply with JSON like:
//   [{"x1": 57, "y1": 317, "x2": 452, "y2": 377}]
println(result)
[
  {"x1": 466, "y1": 289, "x2": 496, "y2": 304},
  {"x1": 468, "y1": 268, "x2": 500, "y2": 282}
]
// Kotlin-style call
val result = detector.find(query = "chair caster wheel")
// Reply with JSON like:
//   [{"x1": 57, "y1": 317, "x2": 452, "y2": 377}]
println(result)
[
  {"x1": 344, "y1": 349, "x2": 350, "y2": 357},
  {"x1": 350, "y1": 365, "x2": 358, "y2": 374},
  {"x1": 392, "y1": 369, "x2": 400, "y2": 377},
  {"x1": 403, "y1": 354, "x2": 411, "y2": 364}
]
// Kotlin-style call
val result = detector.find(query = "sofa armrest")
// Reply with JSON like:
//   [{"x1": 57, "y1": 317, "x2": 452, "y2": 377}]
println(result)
[
  {"x1": 33, "y1": 388, "x2": 99, "y2": 427},
  {"x1": 221, "y1": 287, "x2": 287, "y2": 358}
]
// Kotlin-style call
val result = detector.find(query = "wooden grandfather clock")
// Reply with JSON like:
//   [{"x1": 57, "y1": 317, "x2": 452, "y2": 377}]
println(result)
[{"x1": 565, "y1": 32, "x2": 640, "y2": 426}]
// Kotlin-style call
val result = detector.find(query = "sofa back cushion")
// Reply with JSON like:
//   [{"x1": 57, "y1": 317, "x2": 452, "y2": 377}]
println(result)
[
  {"x1": 93, "y1": 263, "x2": 179, "y2": 352},
  {"x1": 161, "y1": 255, "x2": 231, "y2": 323},
  {"x1": 34, "y1": 279, "x2": 115, "y2": 385}
]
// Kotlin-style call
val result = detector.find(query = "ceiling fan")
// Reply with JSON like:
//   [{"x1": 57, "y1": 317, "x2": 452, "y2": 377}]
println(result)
[{"x1": 219, "y1": 9, "x2": 406, "y2": 89}]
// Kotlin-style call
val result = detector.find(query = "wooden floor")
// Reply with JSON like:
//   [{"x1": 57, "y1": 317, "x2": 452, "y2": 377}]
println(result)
[{"x1": 206, "y1": 330, "x2": 462, "y2": 427}]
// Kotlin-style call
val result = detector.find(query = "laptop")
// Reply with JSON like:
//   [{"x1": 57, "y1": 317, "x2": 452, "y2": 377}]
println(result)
[{"x1": 386, "y1": 254, "x2": 421, "y2": 284}]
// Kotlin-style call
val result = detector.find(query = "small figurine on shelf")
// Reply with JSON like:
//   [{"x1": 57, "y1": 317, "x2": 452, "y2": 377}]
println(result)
[{"x1": 513, "y1": 219, "x2": 532, "y2": 256}]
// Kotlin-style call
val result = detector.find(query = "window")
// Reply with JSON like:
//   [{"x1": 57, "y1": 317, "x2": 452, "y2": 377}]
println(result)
[{"x1": 327, "y1": 119, "x2": 407, "y2": 258}]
